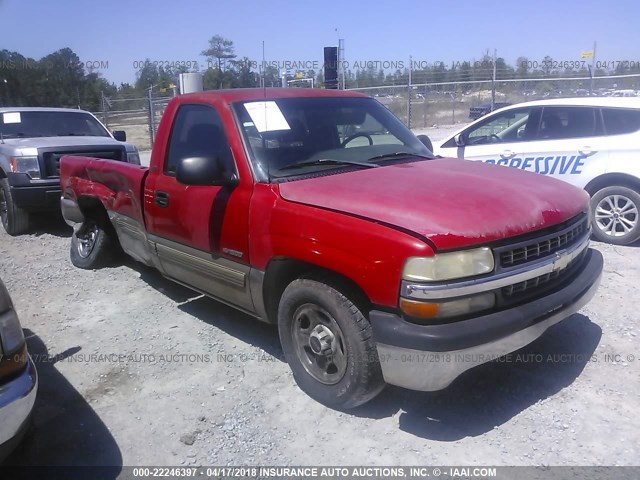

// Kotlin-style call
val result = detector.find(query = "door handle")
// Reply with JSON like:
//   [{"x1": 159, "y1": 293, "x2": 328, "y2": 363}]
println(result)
[
  {"x1": 154, "y1": 191, "x2": 170, "y2": 207},
  {"x1": 500, "y1": 150, "x2": 516, "y2": 159},
  {"x1": 579, "y1": 146, "x2": 595, "y2": 156}
]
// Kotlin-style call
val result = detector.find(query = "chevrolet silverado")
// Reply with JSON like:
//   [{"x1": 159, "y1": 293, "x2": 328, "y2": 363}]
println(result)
[{"x1": 59, "y1": 89, "x2": 602, "y2": 409}]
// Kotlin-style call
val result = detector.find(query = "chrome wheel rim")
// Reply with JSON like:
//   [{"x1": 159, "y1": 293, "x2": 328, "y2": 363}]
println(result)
[
  {"x1": 595, "y1": 194, "x2": 639, "y2": 237},
  {"x1": 0, "y1": 188, "x2": 7, "y2": 228},
  {"x1": 291, "y1": 304, "x2": 347, "y2": 385},
  {"x1": 77, "y1": 224, "x2": 99, "y2": 258}
]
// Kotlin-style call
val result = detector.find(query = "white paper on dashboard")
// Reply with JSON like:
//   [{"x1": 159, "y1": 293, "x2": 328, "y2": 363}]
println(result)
[
  {"x1": 2, "y1": 112, "x2": 22, "y2": 124},
  {"x1": 244, "y1": 101, "x2": 290, "y2": 132}
]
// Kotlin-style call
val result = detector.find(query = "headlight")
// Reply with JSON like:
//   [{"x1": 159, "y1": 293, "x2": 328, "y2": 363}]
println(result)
[
  {"x1": 403, "y1": 247, "x2": 494, "y2": 282},
  {"x1": 0, "y1": 309, "x2": 25, "y2": 356},
  {"x1": 10, "y1": 156, "x2": 41, "y2": 179},
  {"x1": 127, "y1": 152, "x2": 141, "y2": 165}
]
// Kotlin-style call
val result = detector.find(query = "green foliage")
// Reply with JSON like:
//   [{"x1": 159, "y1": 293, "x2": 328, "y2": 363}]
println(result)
[{"x1": 0, "y1": 47, "x2": 114, "y2": 110}]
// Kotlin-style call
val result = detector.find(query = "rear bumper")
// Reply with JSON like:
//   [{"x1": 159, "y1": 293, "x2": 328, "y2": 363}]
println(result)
[
  {"x1": 370, "y1": 248, "x2": 603, "y2": 391},
  {"x1": 0, "y1": 357, "x2": 38, "y2": 461},
  {"x1": 7, "y1": 173, "x2": 60, "y2": 211}
]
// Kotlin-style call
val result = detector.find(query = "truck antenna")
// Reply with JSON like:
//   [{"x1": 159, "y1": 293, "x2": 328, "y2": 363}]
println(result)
[
  {"x1": 262, "y1": 40, "x2": 266, "y2": 98},
  {"x1": 262, "y1": 40, "x2": 270, "y2": 182}
]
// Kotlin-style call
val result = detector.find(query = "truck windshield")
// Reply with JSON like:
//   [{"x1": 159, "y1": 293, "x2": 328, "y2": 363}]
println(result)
[
  {"x1": 0, "y1": 111, "x2": 110, "y2": 139},
  {"x1": 232, "y1": 97, "x2": 432, "y2": 181}
]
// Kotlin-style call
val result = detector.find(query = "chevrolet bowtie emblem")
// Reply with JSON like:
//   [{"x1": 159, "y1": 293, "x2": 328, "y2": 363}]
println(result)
[{"x1": 552, "y1": 252, "x2": 571, "y2": 272}]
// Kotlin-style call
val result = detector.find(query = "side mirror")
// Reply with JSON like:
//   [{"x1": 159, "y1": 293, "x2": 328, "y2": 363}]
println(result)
[
  {"x1": 454, "y1": 133, "x2": 465, "y2": 147},
  {"x1": 416, "y1": 134, "x2": 433, "y2": 152},
  {"x1": 176, "y1": 156, "x2": 238, "y2": 187},
  {"x1": 113, "y1": 130, "x2": 127, "y2": 142}
]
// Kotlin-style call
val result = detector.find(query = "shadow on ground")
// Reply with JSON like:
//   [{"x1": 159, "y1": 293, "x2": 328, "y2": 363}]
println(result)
[
  {"x1": 125, "y1": 259, "x2": 601, "y2": 441},
  {"x1": 2, "y1": 329, "x2": 122, "y2": 477},
  {"x1": 133, "y1": 261, "x2": 283, "y2": 359},
  {"x1": 352, "y1": 313, "x2": 602, "y2": 440},
  {"x1": 28, "y1": 212, "x2": 72, "y2": 238}
]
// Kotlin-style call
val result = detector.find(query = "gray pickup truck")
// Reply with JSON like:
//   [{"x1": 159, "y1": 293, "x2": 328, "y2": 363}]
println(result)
[{"x1": 0, "y1": 107, "x2": 140, "y2": 235}]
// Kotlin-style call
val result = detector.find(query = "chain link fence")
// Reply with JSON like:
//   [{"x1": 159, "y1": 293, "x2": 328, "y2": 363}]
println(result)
[
  {"x1": 93, "y1": 91, "x2": 173, "y2": 151},
  {"x1": 348, "y1": 73, "x2": 640, "y2": 130},
  {"x1": 94, "y1": 73, "x2": 640, "y2": 151}
]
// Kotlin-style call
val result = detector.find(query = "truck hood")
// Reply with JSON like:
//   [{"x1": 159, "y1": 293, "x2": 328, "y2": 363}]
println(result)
[
  {"x1": 0, "y1": 136, "x2": 135, "y2": 153},
  {"x1": 277, "y1": 158, "x2": 589, "y2": 251}
]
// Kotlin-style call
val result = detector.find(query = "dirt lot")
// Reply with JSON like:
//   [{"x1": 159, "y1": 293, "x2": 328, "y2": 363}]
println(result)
[
  {"x1": 1, "y1": 216, "x2": 638, "y2": 471},
  {"x1": 1, "y1": 126, "x2": 638, "y2": 472}
]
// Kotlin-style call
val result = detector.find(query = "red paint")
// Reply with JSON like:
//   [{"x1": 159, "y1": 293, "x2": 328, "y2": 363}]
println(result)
[
  {"x1": 60, "y1": 89, "x2": 589, "y2": 309},
  {"x1": 278, "y1": 158, "x2": 590, "y2": 251}
]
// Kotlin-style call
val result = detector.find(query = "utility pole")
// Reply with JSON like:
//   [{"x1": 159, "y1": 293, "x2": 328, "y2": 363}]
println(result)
[
  {"x1": 590, "y1": 41, "x2": 597, "y2": 95},
  {"x1": 407, "y1": 55, "x2": 412, "y2": 128},
  {"x1": 491, "y1": 49, "x2": 497, "y2": 111},
  {"x1": 147, "y1": 85, "x2": 155, "y2": 147}
]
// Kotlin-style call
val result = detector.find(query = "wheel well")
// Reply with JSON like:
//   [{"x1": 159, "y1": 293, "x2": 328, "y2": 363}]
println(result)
[
  {"x1": 584, "y1": 173, "x2": 640, "y2": 196},
  {"x1": 262, "y1": 258, "x2": 372, "y2": 324},
  {"x1": 76, "y1": 196, "x2": 118, "y2": 239}
]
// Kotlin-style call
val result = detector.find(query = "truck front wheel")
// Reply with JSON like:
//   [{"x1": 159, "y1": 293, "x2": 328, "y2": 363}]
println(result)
[
  {"x1": 0, "y1": 178, "x2": 30, "y2": 236},
  {"x1": 278, "y1": 279, "x2": 385, "y2": 409},
  {"x1": 70, "y1": 220, "x2": 116, "y2": 269}
]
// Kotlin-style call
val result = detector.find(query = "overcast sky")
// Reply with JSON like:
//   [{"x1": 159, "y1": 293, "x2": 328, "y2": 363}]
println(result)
[{"x1": 2, "y1": 0, "x2": 638, "y2": 85}]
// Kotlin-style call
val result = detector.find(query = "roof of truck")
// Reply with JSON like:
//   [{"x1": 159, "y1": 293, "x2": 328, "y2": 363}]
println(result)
[
  {"x1": 0, "y1": 107, "x2": 89, "y2": 113},
  {"x1": 178, "y1": 88, "x2": 368, "y2": 103}
]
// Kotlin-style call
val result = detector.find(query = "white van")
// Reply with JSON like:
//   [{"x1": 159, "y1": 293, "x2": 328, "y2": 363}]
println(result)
[{"x1": 433, "y1": 97, "x2": 640, "y2": 245}]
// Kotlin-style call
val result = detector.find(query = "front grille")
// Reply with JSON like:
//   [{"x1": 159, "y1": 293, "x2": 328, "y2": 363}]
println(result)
[
  {"x1": 499, "y1": 216, "x2": 588, "y2": 268},
  {"x1": 501, "y1": 253, "x2": 584, "y2": 298},
  {"x1": 42, "y1": 149, "x2": 124, "y2": 178},
  {"x1": 503, "y1": 267, "x2": 562, "y2": 296}
]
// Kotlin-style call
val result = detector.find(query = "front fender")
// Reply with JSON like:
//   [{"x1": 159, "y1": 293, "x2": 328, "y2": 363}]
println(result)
[{"x1": 249, "y1": 184, "x2": 433, "y2": 308}]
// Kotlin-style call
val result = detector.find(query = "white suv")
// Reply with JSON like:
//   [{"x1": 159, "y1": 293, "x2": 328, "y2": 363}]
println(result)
[{"x1": 433, "y1": 97, "x2": 640, "y2": 245}]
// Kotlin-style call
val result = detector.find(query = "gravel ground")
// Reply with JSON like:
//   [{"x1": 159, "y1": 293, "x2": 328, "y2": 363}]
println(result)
[{"x1": 1, "y1": 127, "x2": 638, "y2": 471}]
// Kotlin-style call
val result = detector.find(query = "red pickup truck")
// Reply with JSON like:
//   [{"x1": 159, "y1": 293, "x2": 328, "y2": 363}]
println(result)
[{"x1": 59, "y1": 89, "x2": 603, "y2": 409}]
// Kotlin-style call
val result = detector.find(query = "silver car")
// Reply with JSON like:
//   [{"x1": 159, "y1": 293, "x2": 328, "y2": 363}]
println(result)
[
  {"x1": 0, "y1": 279, "x2": 37, "y2": 462},
  {"x1": 0, "y1": 107, "x2": 140, "y2": 235}
]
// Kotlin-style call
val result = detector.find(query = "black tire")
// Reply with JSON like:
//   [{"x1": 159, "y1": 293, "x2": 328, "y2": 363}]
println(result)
[
  {"x1": 590, "y1": 186, "x2": 640, "y2": 245},
  {"x1": 70, "y1": 220, "x2": 117, "y2": 269},
  {"x1": 278, "y1": 278, "x2": 385, "y2": 409},
  {"x1": 0, "y1": 178, "x2": 30, "y2": 236}
]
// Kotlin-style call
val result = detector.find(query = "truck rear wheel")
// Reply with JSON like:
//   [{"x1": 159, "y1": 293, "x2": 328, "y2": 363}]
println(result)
[
  {"x1": 278, "y1": 279, "x2": 385, "y2": 409},
  {"x1": 590, "y1": 186, "x2": 640, "y2": 245},
  {"x1": 0, "y1": 178, "x2": 30, "y2": 236},
  {"x1": 70, "y1": 220, "x2": 117, "y2": 269}
]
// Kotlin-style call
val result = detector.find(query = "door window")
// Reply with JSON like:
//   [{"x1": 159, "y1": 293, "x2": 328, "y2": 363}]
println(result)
[
  {"x1": 602, "y1": 108, "x2": 640, "y2": 135},
  {"x1": 165, "y1": 104, "x2": 234, "y2": 176},
  {"x1": 537, "y1": 106, "x2": 600, "y2": 140},
  {"x1": 464, "y1": 108, "x2": 536, "y2": 146}
]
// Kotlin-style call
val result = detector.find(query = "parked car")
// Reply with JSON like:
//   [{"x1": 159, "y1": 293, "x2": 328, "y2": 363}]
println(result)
[
  {"x1": 59, "y1": 88, "x2": 602, "y2": 409},
  {"x1": 0, "y1": 107, "x2": 140, "y2": 236},
  {"x1": 469, "y1": 102, "x2": 512, "y2": 120},
  {"x1": 433, "y1": 97, "x2": 640, "y2": 245},
  {"x1": 0, "y1": 278, "x2": 37, "y2": 461}
]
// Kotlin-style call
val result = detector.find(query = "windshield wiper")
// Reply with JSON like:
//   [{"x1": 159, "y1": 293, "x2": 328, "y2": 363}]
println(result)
[
  {"x1": 366, "y1": 151, "x2": 436, "y2": 162},
  {"x1": 57, "y1": 133, "x2": 89, "y2": 136},
  {"x1": 278, "y1": 158, "x2": 380, "y2": 171}
]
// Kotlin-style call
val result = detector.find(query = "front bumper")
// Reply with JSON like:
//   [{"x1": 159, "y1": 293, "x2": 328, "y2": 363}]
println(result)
[
  {"x1": 370, "y1": 248, "x2": 603, "y2": 391},
  {"x1": 7, "y1": 173, "x2": 60, "y2": 211},
  {"x1": 0, "y1": 357, "x2": 38, "y2": 461}
]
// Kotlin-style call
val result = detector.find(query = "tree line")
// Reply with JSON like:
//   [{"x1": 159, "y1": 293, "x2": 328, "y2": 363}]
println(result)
[{"x1": 2, "y1": 36, "x2": 639, "y2": 110}]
